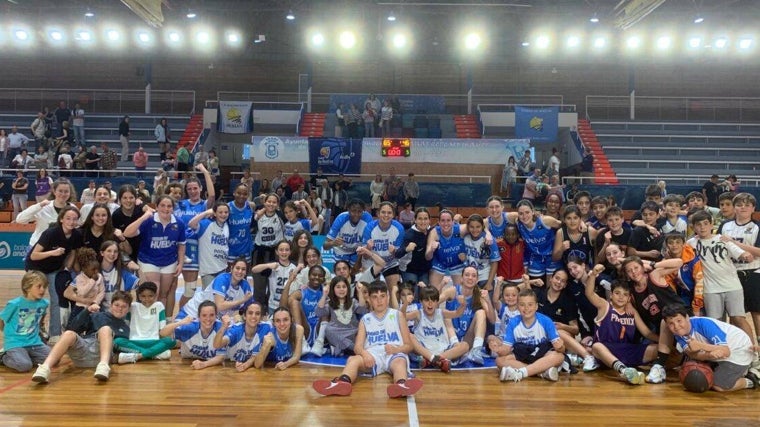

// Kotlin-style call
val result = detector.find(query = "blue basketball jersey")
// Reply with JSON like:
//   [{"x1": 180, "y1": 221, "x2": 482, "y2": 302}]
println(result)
[
  {"x1": 300, "y1": 286, "x2": 323, "y2": 345},
  {"x1": 445, "y1": 285, "x2": 475, "y2": 341},
  {"x1": 327, "y1": 211, "x2": 373, "y2": 261},
  {"x1": 284, "y1": 219, "x2": 312, "y2": 241},
  {"x1": 487, "y1": 213, "x2": 511, "y2": 240},
  {"x1": 225, "y1": 322, "x2": 273, "y2": 363},
  {"x1": 432, "y1": 223, "x2": 465, "y2": 269},
  {"x1": 137, "y1": 213, "x2": 186, "y2": 267},
  {"x1": 517, "y1": 217, "x2": 555, "y2": 257},
  {"x1": 267, "y1": 329, "x2": 294, "y2": 362},
  {"x1": 227, "y1": 201, "x2": 254, "y2": 260}
]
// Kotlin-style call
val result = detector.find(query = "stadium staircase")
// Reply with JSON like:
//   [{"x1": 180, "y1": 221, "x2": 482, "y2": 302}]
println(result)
[
  {"x1": 454, "y1": 115, "x2": 481, "y2": 138},
  {"x1": 578, "y1": 119, "x2": 619, "y2": 185},
  {"x1": 178, "y1": 114, "x2": 204, "y2": 149},
  {"x1": 300, "y1": 113, "x2": 326, "y2": 137}
]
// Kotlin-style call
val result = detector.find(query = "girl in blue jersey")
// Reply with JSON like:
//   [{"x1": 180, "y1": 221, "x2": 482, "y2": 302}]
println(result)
[
  {"x1": 164, "y1": 300, "x2": 226, "y2": 370},
  {"x1": 585, "y1": 264, "x2": 659, "y2": 385},
  {"x1": 99, "y1": 240, "x2": 139, "y2": 311},
  {"x1": 439, "y1": 266, "x2": 496, "y2": 365},
  {"x1": 227, "y1": 183, "x2": 256, "y2": 265},
  {"x1": 325, "y1": 199, "x2": 373, "y2": 264},
  {"x1": 463, "y1": 214, "x2": 501, "y2": 289},
  {"x1": 124, "y1": 195, "x2": 186, "y2": 320},
  {"x1": 552, "y1": 204, "x2": 598, "y2": 268},
  {"x1": 362, "y1": 202, "x2": 405, "y2": 291},
  {"x1": 212, "y1": 301, "x2": 273, "y2": 371},
  {"x1": 176, "y1": 257, "x2": 253, "y2": 321},
  {"x1": 259, "y1": 306, "x2": 304, "y2": 370},
  {"x1": 175, "y1": 164, "x2": 215, "y2": 310},
  {"x1": 283, "y1": 200, "x2": 318, "y2": 242},
  {"x1": 282, "y1": 265, "x2": 326, "y2": 355},
  {"x1": 484, "y1": 196, "x2": 518, "y2": 242},
  {"x1": 187, "y1": 203, "x2": 230, "y2": 289},
  {"x1": 515, "y1": 199, "x2": 562, "y2": 284},
  {"x1": 426, "y1": 210, "x2": 466, "y2": 290}
]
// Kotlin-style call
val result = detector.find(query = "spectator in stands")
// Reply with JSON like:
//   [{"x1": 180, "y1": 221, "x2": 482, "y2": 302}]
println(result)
[
  {"x1": 35, "y1": 169, "x2": 54, "y2": 203},
  {"x1": 518, "y1": 149, "x2": 532, "y2": 177},
  {"x1": 133, "y1": 146, "x2": 148, "y2": 179},
  {"x1": 176, "y1": 145, "x2": 191, "y2": 172},
  {"x1": 56, "y1": 121, "x2": 74, "y2": 150},
  {"x1": 72, "y1": 103, "x2": 85, "y2": 145},
  {"x1": 346, "y1": 104, "x2": 360, "y2": 139},
  {"x1": 0, "y1": 128, "x2": 8, "y2": 162},
  {"x1": 657, "y1": 180, "x2": 668, "y2": 197},
  {"x1": 332, "y1": 182, "x2": 348, "y2": 217},
  {"x1": 702, "y1": 174, "x2": 721, "y2": 207},
  {"x1": 317, "y1": 178, "x2": 333, "y2": 206},
  {"x1": 310, "y1": 167, "x2": 327, "y2": 190},
  {"x1": 548, "y1": 147, "x2": 560, "y2": 177},
  {"x1": 31, "y1": 112, "x2": 47, "y2": 149},
  {"x1": 580, "y1": 146, "x2": 594, "y2": 177},
  {"x1": 193, "y1": 148, "x2": 208, "y2": 170},
  {"x1": 7, "y1": 126, "x2": 31, "y2": 166},
  {"x1": 258, "y1": 177, "x2": 271, "y2": 196},
  {"x1": 53, "y1": 101, "x2": 71, "y2": 137},
  {"x1": 366, "y1": 93, "x2": 381, "y2": 125},
  {"x1": 501, "y1": 156, "x2": 518, "y2": 198},
  {"x1": 207, "y1": 150, "x2": 220, "y2": 177},
  {"x1": 57, "y1": 145, "x2": 73, "y2": 174},
  {"x1": 522, "y1": 168, "x2": 540, "y2": 202},
  {"x1": 154, "y1": 118, "x2": 170, "y2": 161},
  {"x1": 81, "y1": 180, "x2": 96, "y2": 205},
  {"x1": 104, "y1": 181, "x2": 117, "y2": 203},
  {"x1": 370, "y1": 174, "x2": 385, "y2": 216},
  {"x1": 119, "y1": 115, "x2": 130, "y2": 162},
  {"x1": 99, "y1": 143, "x2": 116, "y2": 177},
  {"x1": 291, "y1": 183, "x2": 308, "y2": 202},
  {"x1": 271, "y1": 170, "x2": 285, "y2": 193},
  {"x1": 286, "y1": 169, "x2": 305, "y2": 194},
  {"x1": 33, "y1": 146, "x2": 49, "y2": 170},
  {"x1": 333, "y1": 173, "x2": 352, "y2": 191},
  {"x1": 334, "y1": 103, "x2": 345, "y2": 137},
  {"x1": 403, "y1": 173, "x2": 420, "y2": 210},
  {"x1": 12, "y1": 149, "x2": 34, "y2": 170},
  {"x1": 723, "y1": 174, "x2": 740, "y2": 193},
  {"x1": 11, "y1": 170, "x2": 29, "y2": 221},
  {"x1": 380, "y1": 99, "x2": 393, "y2": 137},
  {"x1": 72, "y1": 144, "x2": 87, "y2": 176},
  {"x1": 84, "y1": 145, "x2": 101, "y2": 177},
  {"x1": 362, "y1": 102, "x2": 376, "y2": 138},
  {"x1": 137, "y1": 180, "x2": 151, "y2": 204}
]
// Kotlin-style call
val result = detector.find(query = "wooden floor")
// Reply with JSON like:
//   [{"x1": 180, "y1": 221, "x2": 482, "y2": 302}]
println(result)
[{"x1": 1, "y1": 270, "x2": 760, "y2": 426}]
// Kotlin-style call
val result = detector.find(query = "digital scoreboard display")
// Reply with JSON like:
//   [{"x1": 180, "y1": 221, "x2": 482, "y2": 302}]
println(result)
[{"x1": 381, "y1": 138, "x2": 411, "y2": 157}]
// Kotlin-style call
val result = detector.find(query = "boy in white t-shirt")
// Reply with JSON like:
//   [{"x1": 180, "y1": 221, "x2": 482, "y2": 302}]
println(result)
[{"x1": 112, "y1": 282, "x2": 177, "y2": 363}]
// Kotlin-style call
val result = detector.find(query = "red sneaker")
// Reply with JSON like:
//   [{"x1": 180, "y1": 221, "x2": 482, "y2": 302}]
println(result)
[
  {"x1": 313, "y1": 378, "x2": 352, "y2": 396},
  {"x1": 387, "y1": 378, "x2": 423, "y2": 398},
  {"x1": 439, "y1": 358, "x2": 451, "y2": 373}
]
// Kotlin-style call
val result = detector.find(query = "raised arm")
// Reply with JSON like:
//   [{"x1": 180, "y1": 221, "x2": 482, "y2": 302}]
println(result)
[
  {"x1": 585, "y1": 264, "x2": 609, "y2": 311},
  {"x1": 188, "y1": 209, "x2": 214, "y2": 231}
]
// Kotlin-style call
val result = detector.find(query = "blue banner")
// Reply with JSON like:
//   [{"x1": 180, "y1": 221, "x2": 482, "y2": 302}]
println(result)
[
  {"x1": 309, "y1": 137, "x2": 362, "y2": 175},
  {"x1": 515, "y1": 106, "x2": 559, "y2": 143},
  {"x1": 0, "y1": 232, "x2": 30, "y2": 269}
]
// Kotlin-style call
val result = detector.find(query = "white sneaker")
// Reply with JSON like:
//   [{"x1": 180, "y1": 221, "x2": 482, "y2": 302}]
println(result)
[
  {"x1": 155, "y1": 350, "x2": 172, "y2": 360},
  {"x1": 582, "y1": 355, "x2": 599, "y2": 372},
  {"x1": 94, "y1": 362, "x2": 110, "y2": 381},
  {"x1": 540, "y1": 366, "x2": 559, "y2": 382},
  {"x1": 301, "y1": 338, "x2": 311, "y2": 355},
  {"x1": 468, "y1": 347, "x2": 484, "y2": 365},
  {"x1": 621, "y1": 367, "x2": 644, "y2": 385},
  {"x1": 118, "y1": 353, "x2": 138, "y2": 364},
  {"x1": 567, "y1": 353, "x2": 584, "y2": 367},
  {"x1": 646, "y1": 364, "x2": 666, "y2": 384},
  {"x1": 310, "y1": 340, "x2": 325, "y2": 357},
  {"x1": 499, "y1": 366, "x2": 522, "y2": 382},
  {"x1": 32, "y1": 364, "x2": 51, "y2": 384}
]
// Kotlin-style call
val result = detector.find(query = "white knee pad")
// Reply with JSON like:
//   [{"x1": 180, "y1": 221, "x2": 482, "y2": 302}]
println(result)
[{"x1": 183, "y1": 281, "x2": 198, "y2": 298}]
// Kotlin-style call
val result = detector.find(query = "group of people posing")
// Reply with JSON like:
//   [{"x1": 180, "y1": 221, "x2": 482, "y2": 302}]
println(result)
[{"x1": 2, "y1": 175, "x2": 760, "y2": 398}]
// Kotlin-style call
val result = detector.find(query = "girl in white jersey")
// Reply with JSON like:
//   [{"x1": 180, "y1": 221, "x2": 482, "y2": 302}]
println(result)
[
  {"x1": 251, "y1": 240, "x2": 297, "y2": 317},
  {"x1": 78, "y1": 186, "x2": 119, "y2": 226},
  {"x1": 188, "y1": 203, "x2": 230, "y2": 288},
  {"x1": 363, "y1": 202, "x2": 405, "y2": 291},
  {"x1": 164, "y1": 300, "x2": 226, "y2": 370},
  {"x1": 252, "y1": 194, "x2": 286, "y2": 310},
  {"x1": 16, "y1": 178, "x2": 77, "y2": 248}
]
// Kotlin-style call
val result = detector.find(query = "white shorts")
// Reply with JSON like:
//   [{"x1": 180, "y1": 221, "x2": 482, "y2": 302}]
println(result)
[
  {"x1": 139, "y1": 261, "x2": 178, "y2": 275},
  {"x1": 418, "y1": 338, "x2": 451, "y2": 356},
  {"x1": 365, "y1": 346, "x2": 411, "y2": 378}
]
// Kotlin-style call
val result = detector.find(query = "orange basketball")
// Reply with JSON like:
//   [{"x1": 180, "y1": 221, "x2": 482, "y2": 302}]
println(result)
[{"x1": 679, "y1": 361, "x2": 714, "y2": 393}]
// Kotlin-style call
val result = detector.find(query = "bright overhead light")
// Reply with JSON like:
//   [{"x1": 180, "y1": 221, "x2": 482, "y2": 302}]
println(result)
[
  {"x1": 106, "y1": 30, "x2": 120, "y2": 41},
  {"x1": 186, "y1": 9, "x2": 197, "y2": 19},
  {"x1": 626, "y1": 36, "x2": 641, "y2": 49},
  {"x1": 392, "y1": 33, "x2": 407, "y2": 48},
  {"x1": 656, "y1": 36, "x2": 671, "y2": 50},
  {"x1": 14, "y1": 30, "x2": 28, "y2": 41},
  {"x1": 138, "y1": 32, "x2": 151, "y2": 43},
  {"x1": 566, "y1": 36, "x2": 580, "y2": 48},
  {"x1": 227, "y1": 33, "x2": 240, "y2": 43},
  {"x1": 339, "y1": 31, "x2": 356, "y2": 48},
  {"x1": 50, "y1": 31, "x2": 63, "y2": 41},
  {"x1": 589, "y1": 13, "x2": 599, "y2": 23},
  {"x1": 536, "y1": 35, "x2": 549, "y2": 49},
  {"x1": 286, "y1": 10, "x2": 295, "y2": 20},
  {"x1": 739, "y1": 38, "x2": 753, "y2": 49},
  {"x1": 593, "y1": 37, "x2": 606, "y2": 48},
  {"x1": 464, "y1": 33, "x2": 481, "y2": 50},
  {"x1": 693, "y1": 16, "x2": 704, "y2": 24},
  {"x1": 311, "y1": 33, "x2": 325, "y2": 46},
  {"x1": 77, "y1": 31, "x2": 92, "y2": 41},
  {"x1": 196, "y1": 31, "x2": 210, "y2": 44},
  {"x1": 521, "y1": 41, "x2": 530, "y2": 47},
  {"x1": 688, "y1": 37, "x2": 701, "y2": 48},
  {"x1": 168, "y1": 31, "x2": 181, "y2": 43},
  {"x1": 714, "y1": 37, "x2": 728, "y2": 48},
  {"x1": 84, "y1": 8, "x2": 95, "y2": 18},
  {"x1": 387, "y1": 11, "x2": 396, "y2": 21}
]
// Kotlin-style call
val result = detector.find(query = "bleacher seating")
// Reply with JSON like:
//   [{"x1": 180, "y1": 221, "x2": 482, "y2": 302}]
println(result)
[
  {"x1": 322, "y1": 113, "x2": 457, "y2": 139},
  {"x1": 593, "y1": 120, "x2": 760, "y2": 182}
]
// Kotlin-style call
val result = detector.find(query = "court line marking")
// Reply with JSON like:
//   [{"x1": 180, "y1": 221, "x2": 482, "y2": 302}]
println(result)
[
  {"x1": 407, "y1": 395, "x2": 420, "y2": 427},
  {"x1": 0, "y1": 378, "x2": 32, "y2": 395}
]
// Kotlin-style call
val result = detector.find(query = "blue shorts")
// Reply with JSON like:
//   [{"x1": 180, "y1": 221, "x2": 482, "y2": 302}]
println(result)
[
  {"x1": 432, "y1": 261, "x2": 465, "y2": 276},
  {"x1": 526, "y1": 253, "x2": 561, "y2": 277},
  {"x1": 333, "y1": 252, "x2": 358, "y2": 265},
  {"x1": 184, "y1": 239, "x2": 199, "y2": 271}
]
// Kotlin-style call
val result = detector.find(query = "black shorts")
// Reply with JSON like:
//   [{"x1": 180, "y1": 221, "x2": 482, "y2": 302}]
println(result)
[
  {"x1": 382, "y1": 265, "x2": 401, "y2": 278},
  {"x1": 513, "y1": 341, "x2": 554, "y2": 364},
  {"x1": 737, "y1": 270, "x2": 760, "y2": 313}
]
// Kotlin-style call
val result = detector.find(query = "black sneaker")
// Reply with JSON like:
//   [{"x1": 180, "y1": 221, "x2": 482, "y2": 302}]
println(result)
[{"x1": 746, "y1": 368, "x2": 760, "y2": 389}]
